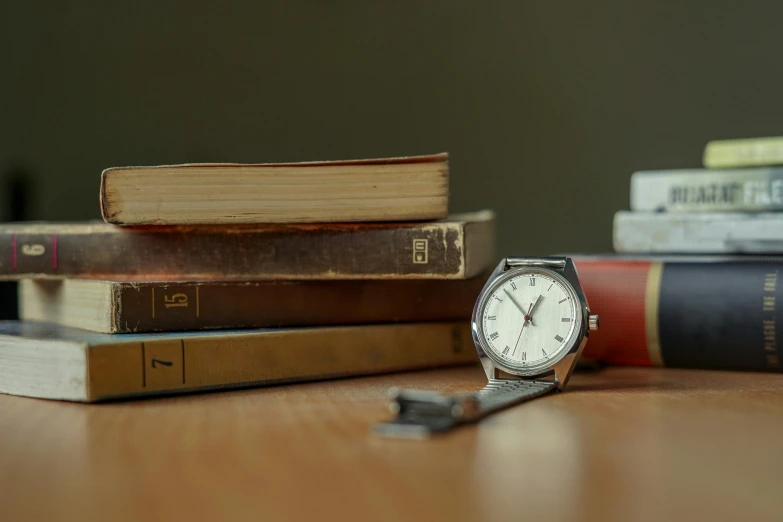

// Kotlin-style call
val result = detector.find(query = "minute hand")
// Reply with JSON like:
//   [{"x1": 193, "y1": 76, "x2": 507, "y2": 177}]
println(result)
[{"x1": 503, "y1": 288, "x2": 527, "y2": 316}]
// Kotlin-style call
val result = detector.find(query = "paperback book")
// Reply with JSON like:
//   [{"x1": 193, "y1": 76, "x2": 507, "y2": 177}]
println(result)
[
  {"x1": 0, "y1": 321, "x2": 475, "y2": 402},
  {"x1": 101, "y1": 153, "x2": 449, "y2": 225},
  {"x1": 19, "y1": 277, "x2": 486, "y2": 333}
]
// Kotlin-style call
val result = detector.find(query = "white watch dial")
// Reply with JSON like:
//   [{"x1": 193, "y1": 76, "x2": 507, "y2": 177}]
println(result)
[{"x1": 479, "y1": 269, "x2": 579, "y2": 369}]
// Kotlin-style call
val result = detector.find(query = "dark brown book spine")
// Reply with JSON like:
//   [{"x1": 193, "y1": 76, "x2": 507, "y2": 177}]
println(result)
[
  {"x1": 111, "y1": 278, "x2": 485, "y2": 332},
  {"x1": 0, "y1": 217, "x2": 492, "y2": 280}
]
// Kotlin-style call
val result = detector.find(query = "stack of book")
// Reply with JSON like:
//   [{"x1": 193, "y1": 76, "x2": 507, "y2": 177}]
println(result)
[
  {"x1": 0, "y1": 154, "x2": 496, "y2": 402},
  {"x1": 573, "y1": 137, "x2": 783, "y2": 374}
]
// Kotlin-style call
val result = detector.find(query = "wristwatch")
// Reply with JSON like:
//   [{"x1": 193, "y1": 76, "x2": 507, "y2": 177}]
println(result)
[{"x1": 375, "y1": 256, "x2": 599, "y2": 438}]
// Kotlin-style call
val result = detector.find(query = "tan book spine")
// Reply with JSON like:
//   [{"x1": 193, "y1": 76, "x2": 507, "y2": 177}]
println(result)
[{"x1": 86, "y1": 322, "x2": 475, "y2": 401}]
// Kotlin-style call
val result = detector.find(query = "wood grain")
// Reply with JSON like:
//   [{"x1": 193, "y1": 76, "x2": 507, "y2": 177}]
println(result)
[{"x1": 1, "y1": 365, "x2": 782, "y2": 522}]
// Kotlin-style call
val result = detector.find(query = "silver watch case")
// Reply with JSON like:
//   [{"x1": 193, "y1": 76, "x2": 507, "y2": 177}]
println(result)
[{"x1": 470, "y1": 257, "x2": 592, "y2": 390}]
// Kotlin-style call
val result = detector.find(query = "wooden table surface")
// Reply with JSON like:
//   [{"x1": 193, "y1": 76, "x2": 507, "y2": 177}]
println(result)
[{"x1": 1, "y1": 365, "x2": 782, "y2": 522}]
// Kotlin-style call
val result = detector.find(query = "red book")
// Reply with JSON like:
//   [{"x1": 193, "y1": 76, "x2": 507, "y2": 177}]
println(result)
[
  {"x1": 574, "y1": 258, "x2": 658, "y2": 366},
  {"x1": 573, "y1": 256, "x2": 782, "y2": 373}
]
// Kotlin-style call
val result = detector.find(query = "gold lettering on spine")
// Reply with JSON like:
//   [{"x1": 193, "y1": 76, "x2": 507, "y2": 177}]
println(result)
[
  {"x1": 765, "y1": 272, "x2": 777, "y2": 292},
  {"x1": 644, "y1": 262, "x2": 665, "y2": 367},
  {"x1": 763, "y1": 272, "x2": 779, "y2": 369}
]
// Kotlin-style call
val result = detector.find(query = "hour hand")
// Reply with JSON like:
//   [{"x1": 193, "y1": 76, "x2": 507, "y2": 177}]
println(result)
[
  {"x1": 503, "y1": 288, "x2": 527, "y2": 315},
  {"x1": 520, "y1": 295, "x2": 544, "y2": 325},
  {"x1": 528, "y1": 295, "x2": 544, "y2": 320}
]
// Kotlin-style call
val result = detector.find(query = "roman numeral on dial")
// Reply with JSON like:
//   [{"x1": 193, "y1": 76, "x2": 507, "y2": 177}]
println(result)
[
  {"x1": 488, "y1": 315, "x2": 496, "y2": 320},
  {"x1": 561, "y1": 318, "x2": 571, "y2": 322},
  {"x1": 490, "y1": 332, "x2": 499, "y2": 341},
  {"x1": 521, "y1": 351, "x2": 526, "y2": 361},
  {"x1": 511, "y1": 281, "x2": 517, "y2": 290},
  {"x1": 529, "y1": 278, "x2": 535, "y2": 286},
  {"x1": 502, "y1": 346, "x2": 510, "y2": 355},
  {"x1": 554, "y1": 335, "x2": 564, "y2": 343}
]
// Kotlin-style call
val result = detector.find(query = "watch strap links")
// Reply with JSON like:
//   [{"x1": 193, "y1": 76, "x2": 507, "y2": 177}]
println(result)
[{"x1": 374, "y1": 379, "x2": 557, "y2": 439}]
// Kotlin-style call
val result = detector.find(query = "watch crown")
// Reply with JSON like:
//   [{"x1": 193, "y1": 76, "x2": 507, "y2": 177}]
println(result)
[{"x1": 588, "y1": 314, "x2": 600, "y2": 331}]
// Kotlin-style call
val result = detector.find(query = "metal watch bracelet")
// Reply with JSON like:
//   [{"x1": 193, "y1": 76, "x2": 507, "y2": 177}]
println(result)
[
  {"x1": 374, "y1": 257, "x2": 567, "y2": 438},
  {"x1": 374, "y1": 379, "x2": 557, "y2": 439}
]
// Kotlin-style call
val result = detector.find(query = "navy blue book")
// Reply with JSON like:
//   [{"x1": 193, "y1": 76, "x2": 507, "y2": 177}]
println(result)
[{"x1": 574, "y1": 256, "x2": 783, "y2": 373}]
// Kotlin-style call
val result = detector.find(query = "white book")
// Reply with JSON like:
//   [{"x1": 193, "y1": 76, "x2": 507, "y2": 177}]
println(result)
[
  {"x1": 613, "y1": 211, "x2": 783, "y2": 254},
  {"x1": 630, "y1": 168, "x2": 783, "y2": 212}
]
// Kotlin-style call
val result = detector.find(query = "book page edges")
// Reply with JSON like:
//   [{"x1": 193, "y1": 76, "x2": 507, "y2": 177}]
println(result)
[
  {"x1": 19, "y1": 280, "x2": 115, "y2": 333},
  {"x1": 101, "y1": 152, "x2": 448, "y2": 175},
  {"x1": 0, "y1": 337, "x2": 88, "y2": 401},
  {"x1": 464, "y1": 210, "x2": 496, "y2": 278}
]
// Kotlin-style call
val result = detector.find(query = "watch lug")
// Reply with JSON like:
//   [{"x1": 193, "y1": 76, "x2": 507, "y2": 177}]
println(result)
[
  {"x1": 480, "y1": 357, "x2": 499, "y2": 380},
  {"x1": 562, "y1": 258, "x2": 593, "y2": 338},
  {"x1": 562, "y1": 258, "x2": 589, "y2": 306},
  {"x1": 552, "y1": 336, "x2": 588, "y2": 390},
  {"x1": 490, "y1": 258, "x2": 508, "y2": 278}
]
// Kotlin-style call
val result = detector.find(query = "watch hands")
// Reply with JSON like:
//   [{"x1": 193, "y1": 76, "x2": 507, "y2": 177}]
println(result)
[
  {"x1": 512, "y1": 303, "x2": 534, "y2": 356},
  {"x1": 525, "y1": 295, "x2": 544, "y2": 325},
  {"x1": 503, "y1": 288, "x2": 527, "y2": 316}
]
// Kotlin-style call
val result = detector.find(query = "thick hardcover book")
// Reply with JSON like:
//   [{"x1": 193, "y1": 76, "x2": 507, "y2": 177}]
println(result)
[
  {"x1": 0, "y1": 211, "x2": 494, "y2": 280},
  {"x1": 630, "y1": 168, "x2": 783, "y2": 212},
  {"x1": 0, "y1": 321, "x2": 475, "y2": 402},
  {"x1": 100, "y1": 154, "x2": 449, "y2": 225},
  {"x1": 613, "y1": 211, "x2": 783, "y2": 254},
  {"x1": 19, "y1": 277, "x2": 486, "y2": 333},
  {"x1": 704, "y1": 136, "x2": 783, "y2": 168},
  {"x1": 573, "y1": 256, "x2": 783, "y2": 372}
]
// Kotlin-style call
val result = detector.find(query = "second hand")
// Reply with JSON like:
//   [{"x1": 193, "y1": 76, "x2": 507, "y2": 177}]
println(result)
[{"x1": 512, "y1": 303, "x2": 533, "y2": 356}]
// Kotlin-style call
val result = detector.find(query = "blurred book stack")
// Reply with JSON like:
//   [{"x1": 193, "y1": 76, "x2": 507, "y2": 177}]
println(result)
[
  {"x1": 573, "y1": 137, "x2": 783, "y2": 374},
  {"x1": 0, "y1": 153, "x2": 496, "y2": 402}
]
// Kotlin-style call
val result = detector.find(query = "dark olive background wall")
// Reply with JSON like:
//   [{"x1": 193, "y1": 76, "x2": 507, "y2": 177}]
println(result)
[{"x1": 2, "y1": 2, "x2": 783, "y2": 255}]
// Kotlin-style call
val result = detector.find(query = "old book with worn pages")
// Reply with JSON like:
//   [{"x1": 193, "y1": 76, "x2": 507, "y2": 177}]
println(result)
[
  {"x1": 19, "y1": 276, "x2": 486, "y2": 333},
  {"x1": 0, "y1": 211, "x2": 495, "y2": 280},
  {"x1": 0, "y1": 321, "x2": 475, "y2": 402},
  {"x1": 100, "y1": 153, "x2": 449, "y2": 225}
]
